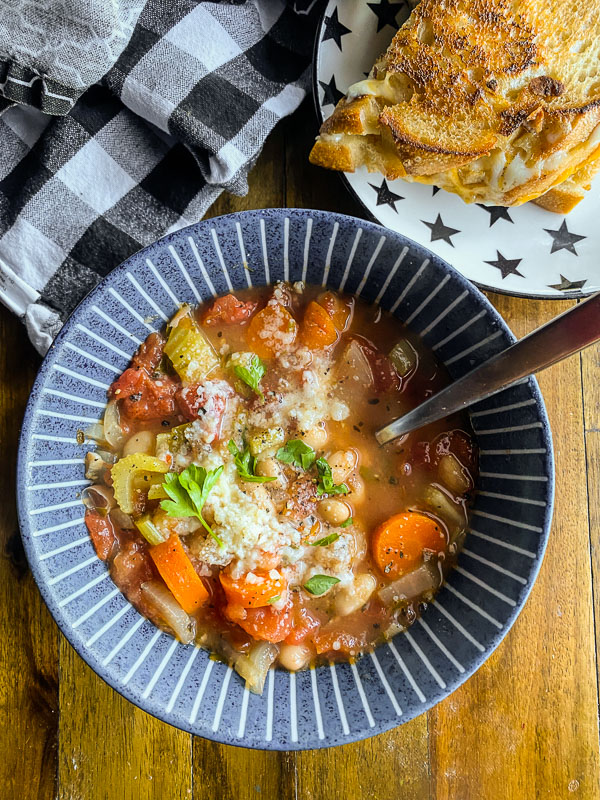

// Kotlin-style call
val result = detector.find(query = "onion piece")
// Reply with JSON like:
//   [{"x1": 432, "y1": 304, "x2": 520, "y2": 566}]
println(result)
[
  {"x1": 85, "y1": 423, "x2": 108, "y2": 446},
  {"x1": 336, "y1": 339, "x2": 373, "y2": 392},
  {"x1": 82, "y1": 484, "x2": 115, "y2": 513},
  {"x1": 378, "y1": 562, "x2": 441, "y2": 606},
  {"x1": 110, "y1": 507, "x2": 135, "y2": 530},
  {"x1": 423, "y1": 484, "x2": 467, "y2": 529},
  {"x1": 140, "y1": 580, "x2": 196, "y2": 644},
  {"x1": 103, "y1": 400, "x2": 126, "y2": 450},
  {"x1": 85, "y1": 452, "x2": 108, "y2": 481},
  {"x1": 438, "y1": 453, "x2": 471, "y2": 494},
  {"x1": 234, "y1": 642, "x2": 278, "y2": 695}
]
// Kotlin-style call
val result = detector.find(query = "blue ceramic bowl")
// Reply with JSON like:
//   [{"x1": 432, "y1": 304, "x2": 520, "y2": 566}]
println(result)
[{"x1": 17, "y1": 209, "x2": 554, "y2": 749}]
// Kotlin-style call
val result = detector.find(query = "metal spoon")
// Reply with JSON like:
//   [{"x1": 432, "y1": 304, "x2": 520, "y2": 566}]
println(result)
[{"x1": 376, "y1": 292, "x2": 600, "y2": 445}]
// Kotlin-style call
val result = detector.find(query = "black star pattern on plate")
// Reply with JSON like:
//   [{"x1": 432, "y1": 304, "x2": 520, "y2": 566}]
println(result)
[
  {"x1": 476, "y1": 204, "x2": 514, "y2": 227},
  {"x1": 422, "y1": 214, "x2": 460, "y2": 246},
  {"x1": 432, "y1": 186, "x2": 440, "y2": 196},
  {"x1": 319, "y1": 75, "x2": 344, "y2": 107},
  {"x1": 322, "y1": 8, "x2": 351, "y2": 50},
  {"x1": 367, "y1": 0, "x2": 403, "y2": 32},
  {"x1": 484, "y1": 251, "x2": 524, "y2": 279},
  {"x1": 544, "y1": 219, "x2": 586, "y2": 255},
  {"x1": 548, "y1": 274, "x2": 588, "y2": 291},
  {"x1": 369, "y1": 179, "x2": 404, "y2": 211}
]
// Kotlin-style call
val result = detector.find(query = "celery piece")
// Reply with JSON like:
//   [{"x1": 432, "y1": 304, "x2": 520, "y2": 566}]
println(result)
[
  {"x1": 135, "y1": 514, "x2": 168, "y2": 546},
  {"x1": 164, "y1": 317, "x2": 218, "y2": 383}
]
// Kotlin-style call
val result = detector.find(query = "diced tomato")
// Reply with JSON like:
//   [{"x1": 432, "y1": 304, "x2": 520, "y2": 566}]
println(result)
[
  {"x1": 412, "y1": 429, "x2": 477, "y2": 472},
  {"x1": 225, "y1": 601, "x2": 293, "y2": 643},
  {"x1": 111, "y1": 539, "x2": 155, "y2": 594},
  {"x1": 132, "y1": 332, "x2": 165, "y2": 372},
  {"x1": 109, "y1": 366, "x2": 178, "y2": 421},
  {"x1": 203, "y1": 294, "x2": 258, "y2": 326},
  {"x1": 353, "y1": 336, "x2": 401, "y2": 393},
  {"x1": 176, "y1": 384, "x2": 226, "y2": 425},
  {"x1": 85, "y1": 509, "x2": 118, "y2": 561},
  {"x1": 284, "y1": 601, "x2": 324, "y2": 645},
  {"x1": 312, "y1": 601, "x2": 389, "y2": 655}
]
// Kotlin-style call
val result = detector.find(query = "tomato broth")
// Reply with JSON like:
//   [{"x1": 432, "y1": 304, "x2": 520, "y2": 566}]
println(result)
[{"x1": 83, "y1": 282, "x2": 477, "y2": 693}]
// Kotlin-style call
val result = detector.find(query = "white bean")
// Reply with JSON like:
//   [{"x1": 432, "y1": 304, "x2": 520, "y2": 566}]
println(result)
[
  {"x1": 334, "y1": 573, "x2": 377, "y2": 617},
  {"x1": 278, "y1": 643, "x2": 313, "y2": 672},
  {"x1": 255, "y1": 457, "x2": 280, "y2": 479},
  {"x1": 300, "y1": 425, "x2": 328, "y2": 450},
  {"x1": 318, "y1": 498, "x2": 351, "y2": 526},
  {"x1": 123, "y1": 430, "x2": 156, "y2": 456},
  {"x1": 328, "y1": 448, "x2": 358, "y2": 485},
  {"x1": 346, "y1": 474, "x2": 365, "y2": 504}
]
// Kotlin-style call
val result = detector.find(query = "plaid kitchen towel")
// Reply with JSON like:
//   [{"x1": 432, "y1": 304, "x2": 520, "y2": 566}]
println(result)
[{"x1": 0, "y1": 0, "x2": 324, "y2": 354}]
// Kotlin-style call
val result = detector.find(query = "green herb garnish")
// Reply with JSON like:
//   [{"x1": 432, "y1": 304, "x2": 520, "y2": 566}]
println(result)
[
  {"x1": 311, "y1": 532, "x2": 339, "y2": 547},
  {"x1": 267, "y1": 594, "x2": 281, "y2": 604},
  {"x1": 315, "y1": 457, "x2": 349, "y2": 497},
  {"x1": 339, "y1": 517, "x2": 353, "y2": 528},
  {"x1": 303, "y1": 574, "x2": 341, "y2": 596},
  {"x1": 276, "y1": 439, "x2": 317, "y2": 470},
  {"x1": 233, "y1": 354, "x2": 266, "y2": 401},
  {"x1": 160, "y1": 464, "x2": 223, "y2": 547},
  {"x1": 228, "y1": 439, "x2": 276, "y2": 483}
]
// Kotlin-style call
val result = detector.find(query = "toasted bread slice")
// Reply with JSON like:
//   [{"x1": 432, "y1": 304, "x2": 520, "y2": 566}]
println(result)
[{"x1": 311, "y1": 0, "x2": 600, "y2": 210}]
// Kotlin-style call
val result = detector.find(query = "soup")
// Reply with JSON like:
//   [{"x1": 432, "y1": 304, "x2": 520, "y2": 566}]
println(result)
[{"x1": 83, "y1": 282, "x2": 477, "y2": 693}]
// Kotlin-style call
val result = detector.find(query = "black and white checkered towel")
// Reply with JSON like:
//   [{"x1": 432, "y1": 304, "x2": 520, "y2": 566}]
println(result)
[{"x1": 0, "y1": 0, "x2": 324, "y2": 353}]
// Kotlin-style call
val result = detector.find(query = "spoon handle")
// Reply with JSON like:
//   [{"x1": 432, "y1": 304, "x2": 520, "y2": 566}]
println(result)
[{"x1": 376, "y1": 292, "x2": 600, "y2": 445}]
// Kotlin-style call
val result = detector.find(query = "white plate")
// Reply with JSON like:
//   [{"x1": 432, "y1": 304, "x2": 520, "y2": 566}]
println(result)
[{"x1": 314, "y1": 0, "x2": 600, "y2": 298}]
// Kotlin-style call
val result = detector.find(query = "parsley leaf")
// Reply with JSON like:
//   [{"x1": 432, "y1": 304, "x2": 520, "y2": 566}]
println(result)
[
  {"x1": 339, "y1": 517, "x2": 353, "y2": 528},
  {"x1": 315, "y1": 457, "x2": 349, "y2": 497},
  {"x1": 311, "y1": 532, "x2": 339, "y2": 547},
  {"x1": 233, "y1": 354, "x2": 266, "y2": 401},
  {"x1": 228, "y1": 440, "x2": 276, "y2": 484},
  {"x1": 160, "y1": 464, "x2": 224, "y2": 547},
  {"x1": 267, "y1": 594, "x2": 281, "y2": 604},
  {"x1": 303, "y1": 574, "x2": 340, "y2": 596},
  {"x1": 276, "y1": 439, "x2": 317, "y2": 470}
]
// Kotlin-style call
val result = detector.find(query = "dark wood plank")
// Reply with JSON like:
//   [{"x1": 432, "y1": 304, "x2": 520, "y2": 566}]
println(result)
[
  {"x1": 0, "y1": 308, "x2": 59, "y2": 799},
  {"x1": 429, "y1": 295, "x2": 600, "y2": 799}
]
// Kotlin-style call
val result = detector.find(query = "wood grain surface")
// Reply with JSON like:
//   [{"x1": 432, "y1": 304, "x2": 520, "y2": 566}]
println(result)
[{"x1": 2, "y1": 101, "x2": 599, "y2": 800}]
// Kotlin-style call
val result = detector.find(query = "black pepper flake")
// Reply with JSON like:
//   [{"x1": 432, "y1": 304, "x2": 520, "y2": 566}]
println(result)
[
  {"x1": 389, "y1": 476, "x2": 398, "y2": 485},
  {"x1": 129, "y1": 393, "x2": 142, "y2": 402},
  {"x1": 386, "y1": 405, "x2": 390, "y2": 412},
  {"x1": 353, "y1": 425, "x2": 361, "y2": 433},
  {"x1": 161, "y1": 420, "x2": 170, "y2": 427},
  {"x1": 368, "y1": 398, "x2": 379, "y2": 405},
  {"x1": 217, "y1": 331, "x2": 223, "y2": 337}
]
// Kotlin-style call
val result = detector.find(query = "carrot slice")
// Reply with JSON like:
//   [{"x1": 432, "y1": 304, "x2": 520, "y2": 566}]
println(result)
[
  {"x1": 150, "y1": 533, "x2": 209, "y2": 613},
  {"x1": 371, "y1": 512, "x2": 446, "y2": 580},
  {"x1": 300, "y1": 300, "x2": 338, "y2": 349},
  {"x1": 246, "y1": 302, "x2": 297, "y2": 358},
  {"x1": 220, "y1": 569, "x2": 285, "y2": 608}
]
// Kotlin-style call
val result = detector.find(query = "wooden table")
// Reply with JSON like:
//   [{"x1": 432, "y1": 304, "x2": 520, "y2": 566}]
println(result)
[{"x1": 2, "y1": 100, "x2": 599, "y2": 800}]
